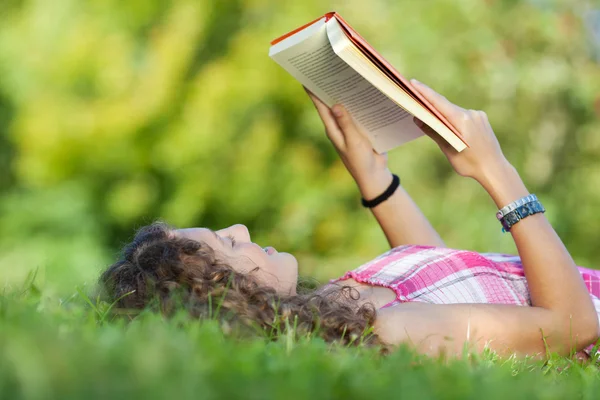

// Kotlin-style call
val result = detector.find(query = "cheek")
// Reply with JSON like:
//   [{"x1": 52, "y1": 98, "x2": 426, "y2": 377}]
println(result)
[{"x1": 228, "y1": 259, "x2": 256, "y2": 275}]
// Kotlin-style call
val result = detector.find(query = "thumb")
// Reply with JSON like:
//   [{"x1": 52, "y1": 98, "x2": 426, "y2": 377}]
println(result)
[{"x1": 410, "y1": 79, "x2": 464, "y2": 121}]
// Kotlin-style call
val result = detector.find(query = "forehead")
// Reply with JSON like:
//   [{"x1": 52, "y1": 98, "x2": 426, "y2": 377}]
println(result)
[{"x1": 175, "y1": 228, "x2": 219, "y2": 244}]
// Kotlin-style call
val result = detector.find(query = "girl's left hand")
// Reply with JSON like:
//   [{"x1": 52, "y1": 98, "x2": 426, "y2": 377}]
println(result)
[{"x1": 305, "y1": 88, "x2": 393, "y2": 199}]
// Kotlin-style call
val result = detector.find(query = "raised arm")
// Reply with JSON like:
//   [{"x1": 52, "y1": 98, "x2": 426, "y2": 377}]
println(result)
[
  {"x1": 375, "y1": 80, "x2": 599, "y2": 357},
  {"x1": 305, "y1": 89, "x2": 445, "y2": 248}
]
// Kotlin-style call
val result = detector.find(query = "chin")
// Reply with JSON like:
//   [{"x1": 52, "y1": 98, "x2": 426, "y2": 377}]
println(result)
[{"x1": 278, "y1": 252, "x2": 298, "y2": 265}]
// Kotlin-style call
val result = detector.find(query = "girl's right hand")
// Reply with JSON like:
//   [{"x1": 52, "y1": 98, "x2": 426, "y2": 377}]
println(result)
[
  {"x1": 410, "y1": 79, "x2": 510, "y2": 183},
  {"x1": 304, "y1": 87, "x2": 392, "y2": 200}
]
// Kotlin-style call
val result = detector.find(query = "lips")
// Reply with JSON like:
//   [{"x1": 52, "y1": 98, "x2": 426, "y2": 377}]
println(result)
[{"x1": 265, "y1": 246, "x2": 276, "y2": 255}]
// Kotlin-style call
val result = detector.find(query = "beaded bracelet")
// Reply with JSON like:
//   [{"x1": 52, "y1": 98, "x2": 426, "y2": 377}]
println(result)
[
  {"x1": 499, "y1": 199, "x2": 546, "y2": 232},
  {"x1": 495, "y1": 194, "x2": 538, "y2": 220}
]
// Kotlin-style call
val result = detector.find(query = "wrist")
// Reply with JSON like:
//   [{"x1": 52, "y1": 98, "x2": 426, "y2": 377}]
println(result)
[
  {"x1": 477, "y1": 161, "x2": 530, "y2": 209},
  {"x1": 356, "y1": 169, "x2": 394, "y2": 200}
]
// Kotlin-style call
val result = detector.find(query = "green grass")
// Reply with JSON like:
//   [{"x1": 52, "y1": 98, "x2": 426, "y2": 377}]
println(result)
[{"x1": 1, "y1": 276, "x2": 600, "y2": 400}]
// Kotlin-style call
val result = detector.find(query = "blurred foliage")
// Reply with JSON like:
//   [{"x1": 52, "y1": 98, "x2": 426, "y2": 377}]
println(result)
[{"x1": 0, "y1": 0, "x2": 599, "y2": 292}]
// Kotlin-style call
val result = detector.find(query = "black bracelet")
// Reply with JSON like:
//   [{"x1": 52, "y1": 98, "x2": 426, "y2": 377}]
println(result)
[{"x1": 361, "y1": 174, "x2": 400, "y2": 208}]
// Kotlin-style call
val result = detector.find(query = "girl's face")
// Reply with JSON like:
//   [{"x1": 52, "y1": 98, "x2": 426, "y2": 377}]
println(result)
[{"x1": 175, "y1": 225, "x2": 299, "y2": 296}]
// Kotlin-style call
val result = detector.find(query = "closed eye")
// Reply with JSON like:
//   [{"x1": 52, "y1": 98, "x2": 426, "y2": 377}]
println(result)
[{"x1": 226, "y1": 234, "x2": 236, "y2": 248}]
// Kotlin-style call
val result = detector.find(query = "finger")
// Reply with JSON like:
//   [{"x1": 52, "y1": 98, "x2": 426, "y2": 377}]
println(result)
[
  {"x1": 331, "y1": 104, "x2": 370, "y2": 146},
  {"x1": 413, "y1": 117, "x2": 451, "y2": 151},
  {"x1": 304, "y1": 87, "x2": 345, "y2": 148},
  {"x1": 410, "y1": 79, "x2": 464, "y2": 120}
]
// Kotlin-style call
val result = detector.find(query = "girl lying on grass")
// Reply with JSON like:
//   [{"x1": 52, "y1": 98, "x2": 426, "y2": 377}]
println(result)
[{"x1": 100, "y1": 80, "x2": 600, "y2": 359}]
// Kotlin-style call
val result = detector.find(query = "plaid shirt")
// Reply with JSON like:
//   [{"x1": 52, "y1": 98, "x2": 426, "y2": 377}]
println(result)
[{"x1": 333, "y1": 244, "x2": 600, "y2": 320}]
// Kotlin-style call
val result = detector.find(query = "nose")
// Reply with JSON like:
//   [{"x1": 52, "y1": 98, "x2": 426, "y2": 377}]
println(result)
[{"x1": 217, "y1": 224, "x2": 251, "y2": 243}]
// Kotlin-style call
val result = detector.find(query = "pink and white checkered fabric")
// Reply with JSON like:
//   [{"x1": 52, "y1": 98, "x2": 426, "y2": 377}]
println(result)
[{"x1": 332, "y1": 245, "x2": 600, "y2": 318}]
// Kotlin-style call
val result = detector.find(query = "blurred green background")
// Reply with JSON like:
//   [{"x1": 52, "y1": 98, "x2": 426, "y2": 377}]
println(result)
[{"x1": 0, "y1": 0, "x2": 599, "y2": 294}]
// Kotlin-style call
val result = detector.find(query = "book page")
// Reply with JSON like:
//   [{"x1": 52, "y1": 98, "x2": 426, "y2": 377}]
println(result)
[
  {"x1": 331, "y1": 13, "x2": 464, "y2": 143},
  {"x1": 326, "y1": 18, "x2": 466, "y2": 152},
  {"x1": 270, "y1": 23, "x2": 420, "y2": 153}
]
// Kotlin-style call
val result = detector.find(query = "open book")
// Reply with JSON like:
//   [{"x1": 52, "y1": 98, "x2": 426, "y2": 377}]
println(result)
[{"x1": 269, "y1": 12, "x2": 467, "y2": 153}]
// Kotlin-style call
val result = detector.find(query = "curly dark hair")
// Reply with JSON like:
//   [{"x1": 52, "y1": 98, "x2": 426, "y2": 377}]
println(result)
[{"x1": 99, "y1": 222, "x2": 385, "y2": 348}]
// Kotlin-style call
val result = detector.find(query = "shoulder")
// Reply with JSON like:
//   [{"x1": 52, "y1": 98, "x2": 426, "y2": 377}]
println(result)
[
  {"x1": 373, "y1": 301, "x2": 547, "y2": 357},
  {"x1": 373, "y1": 302, "x2": 486, "y2": 355}
]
